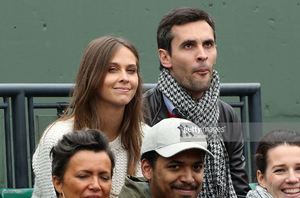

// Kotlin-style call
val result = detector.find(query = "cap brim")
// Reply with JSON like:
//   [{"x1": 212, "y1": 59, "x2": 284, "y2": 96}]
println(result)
[{"x1": 155, "y1": 142, "x2": 214, "y2": 158}]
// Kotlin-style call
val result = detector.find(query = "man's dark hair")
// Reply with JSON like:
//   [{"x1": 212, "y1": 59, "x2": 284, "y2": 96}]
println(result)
[
  {"x1": 141, "y1": 150, "x2": 159, "y2": 168},
  {"x1": 157, "y1": 7, "x2": 216, "y2": 56}
]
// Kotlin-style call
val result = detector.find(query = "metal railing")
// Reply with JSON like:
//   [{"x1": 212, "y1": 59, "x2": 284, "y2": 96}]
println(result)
[{"x1": 0, "y1": 83, "x2": 262, "y2": 187}]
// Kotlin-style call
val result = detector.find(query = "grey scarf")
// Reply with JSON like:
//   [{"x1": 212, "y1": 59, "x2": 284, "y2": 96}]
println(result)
[{"x1": 157, "y1": 68, "x2": 237, "y2": 198}]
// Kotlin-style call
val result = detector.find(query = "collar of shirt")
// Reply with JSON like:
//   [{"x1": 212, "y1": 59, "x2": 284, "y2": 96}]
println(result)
[{"x1": 163, "y1": 94, "x2": 176, "y2": 113}]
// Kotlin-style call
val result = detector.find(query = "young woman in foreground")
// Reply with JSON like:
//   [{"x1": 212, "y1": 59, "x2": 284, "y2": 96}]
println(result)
[{"x1": 32, "y1": 36, "x2": 144, "y2": 198}]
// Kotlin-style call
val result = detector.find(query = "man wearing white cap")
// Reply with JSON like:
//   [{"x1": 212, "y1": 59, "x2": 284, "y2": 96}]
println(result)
[{"x1": 119, "y1": 118, "x2": 213, "y2": 198}]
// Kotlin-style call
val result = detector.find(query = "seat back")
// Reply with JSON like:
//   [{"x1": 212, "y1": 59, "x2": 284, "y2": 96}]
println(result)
[{"x1": 0, "y1": 188, "x2": 33, "y2": 198}]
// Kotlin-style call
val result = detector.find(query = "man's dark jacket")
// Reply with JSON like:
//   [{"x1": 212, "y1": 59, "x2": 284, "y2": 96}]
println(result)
[{"x1": 143, "y1": 87, "x2": 250, "y2": 198}]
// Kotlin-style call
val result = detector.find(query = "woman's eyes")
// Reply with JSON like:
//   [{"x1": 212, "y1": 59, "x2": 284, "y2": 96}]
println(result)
[
  {"x1": 76, "y1": 174, "x2": 111, "y2": 181},
  {"x1": 294, "y1": 166, "x2": 300, "y2": 172},
  {"x1": 127, "y1": 68, "x2": 137, "y2": 74},
  {"x1": 273, "y1": 168, "x2": 285, "y2": 174},
  {"x1": 272, "y1": 166, "x2": 300, "y2": 174},
  {"x1": 100, "y1": 175, "x2": 111, "y2": 181},
  {"x1": 76, "y1": 174, "x2": 89, "y2": 179},
  {"x1": 107, "y1": 66, "x2": 137, "y2": 74},
  {"x1": 108, "y1": 66, "x2": 118, "y2": 72}
]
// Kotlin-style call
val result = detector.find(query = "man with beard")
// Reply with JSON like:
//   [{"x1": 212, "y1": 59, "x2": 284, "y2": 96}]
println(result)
[
  {"x1": 143, "y1": 7, "x2": 250, "y2": 197},
  {"x1": 119, "y1": 118, "x2": 213, "y2": 198}
]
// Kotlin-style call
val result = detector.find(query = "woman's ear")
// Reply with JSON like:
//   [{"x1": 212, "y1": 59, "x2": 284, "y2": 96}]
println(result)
[
  {"x1": 256, "y1": 170, "x2": 266, "y2": 188},
  {"x1": 141, "y1": 159, "x2": 153, "y2": 181},
  {"x1": 52, "y1": 176, "x2": 63, "y2": 194},
  {"x1": 158, "y1": 49, "x2": 172, "y2": 68}
]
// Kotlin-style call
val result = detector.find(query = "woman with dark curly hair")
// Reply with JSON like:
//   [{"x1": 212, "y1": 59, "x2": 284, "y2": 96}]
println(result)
[{"x1": 51, "y1": 129, "x2": 115, "y2": 198}]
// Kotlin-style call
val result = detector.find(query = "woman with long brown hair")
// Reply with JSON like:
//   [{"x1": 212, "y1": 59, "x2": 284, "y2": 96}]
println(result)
[{"x1": 32, "y1": 36, "x2": 145, "y2": 198}]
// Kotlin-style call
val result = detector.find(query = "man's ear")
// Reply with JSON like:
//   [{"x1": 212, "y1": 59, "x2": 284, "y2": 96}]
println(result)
[
  {"x1": 256, "y1": 170, "x2": 266, "y2": 188},
  {"x1": 52, "y1": 176, "x2": 63, "y2": 194},
  {"x1": 158, "y1": 49, "x2": 172, "y2": 68},
  {"x1": 141, "y1": 159, "x2": 153, "y2": 181}
]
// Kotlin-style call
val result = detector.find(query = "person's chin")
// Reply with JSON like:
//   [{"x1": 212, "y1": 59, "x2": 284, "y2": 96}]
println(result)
[
  {"x1": 114, "y1": 95, "x2": 134, "y2": 105},
  {"x1": 172, "y1": 188, "x2": 197, "y2": 198},
  {"x1": 192, "y1": 75, "x2": 211, "y2": 86}
]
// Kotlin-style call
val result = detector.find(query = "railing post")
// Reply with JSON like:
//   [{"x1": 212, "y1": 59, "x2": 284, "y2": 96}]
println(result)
[
  {"x1": 11, "y1": 91, "x2": 29, "y2": 187},
  {"x1": 3, "y1": 98, "x2": 14, "y2": 187},
  {"x1": 27, "y1": 97, "x2": 35, "y2": 186},
  {"x1": 27, "y1": 97, "x2": 36, "y2": 164},
  {"x1": 248, "y1": 86, "x2": 263, "y2": 182}
]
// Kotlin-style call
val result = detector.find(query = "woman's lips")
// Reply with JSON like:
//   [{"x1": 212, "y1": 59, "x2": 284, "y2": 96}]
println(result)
[
  {"x1": 282, "y1": 187, "x2": 300, "y2": 194},
  {"x1": 114, "y1": 87, "x2": 132, "y2": 94}
]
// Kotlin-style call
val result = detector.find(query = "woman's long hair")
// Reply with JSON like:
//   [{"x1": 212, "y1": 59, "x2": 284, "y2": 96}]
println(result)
[{"x1": 64, "y1": 36, "x2": 143, "y2": 175}]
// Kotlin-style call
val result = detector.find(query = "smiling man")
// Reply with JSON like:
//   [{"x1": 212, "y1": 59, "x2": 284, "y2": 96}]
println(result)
[
  {"x1": 143, "y1": 7, "x2": 250, "y2": 197},
  {"x1": 119, "y1": 118, "x2": 213, "y2": 198}
]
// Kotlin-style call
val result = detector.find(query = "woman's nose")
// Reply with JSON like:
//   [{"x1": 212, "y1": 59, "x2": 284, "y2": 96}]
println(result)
[
  {"x1": 285, "y1": 170, "x2": 300, "y2": 184},
  {"x1": 120, "y1": 70, "x2": 129, "y2": 83},
  {"x1": 88, "y1": 177, "x2": 101, "y2": 191}
]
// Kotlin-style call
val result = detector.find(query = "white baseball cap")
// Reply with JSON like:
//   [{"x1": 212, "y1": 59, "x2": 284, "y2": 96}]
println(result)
[{"x1": 141, "y1": 118, "x2": 213, "y2": 158}]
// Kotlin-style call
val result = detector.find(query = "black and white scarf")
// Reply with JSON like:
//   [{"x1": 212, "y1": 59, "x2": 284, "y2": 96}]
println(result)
[{"x1": 157, "y1": 68, "x2": 237, "y2": 198}]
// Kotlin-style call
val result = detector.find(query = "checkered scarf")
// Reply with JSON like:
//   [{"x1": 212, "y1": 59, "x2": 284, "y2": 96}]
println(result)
[{"x1": 157, "y1": 68, "x2": 237, "y2": 198}]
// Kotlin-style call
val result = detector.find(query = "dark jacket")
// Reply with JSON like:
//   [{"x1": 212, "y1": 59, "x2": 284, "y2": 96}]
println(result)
[
  {"x1": 119, "y1": 176, "x2": 151, "y2": 198},
  {"x1": 143, "y1": 87, "x2": 250, "y2": 198}
]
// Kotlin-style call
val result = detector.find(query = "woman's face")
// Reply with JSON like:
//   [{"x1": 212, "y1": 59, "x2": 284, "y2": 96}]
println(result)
[
  {"x1": 257, "y1": 144, "x2": 300, "y2": 198},
  {"x1": 53, "y1": 150, "x2": 112, "y2": 198},
  {"x1": 99, "y1": 46, "x2": 138, "y2": 108}
]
